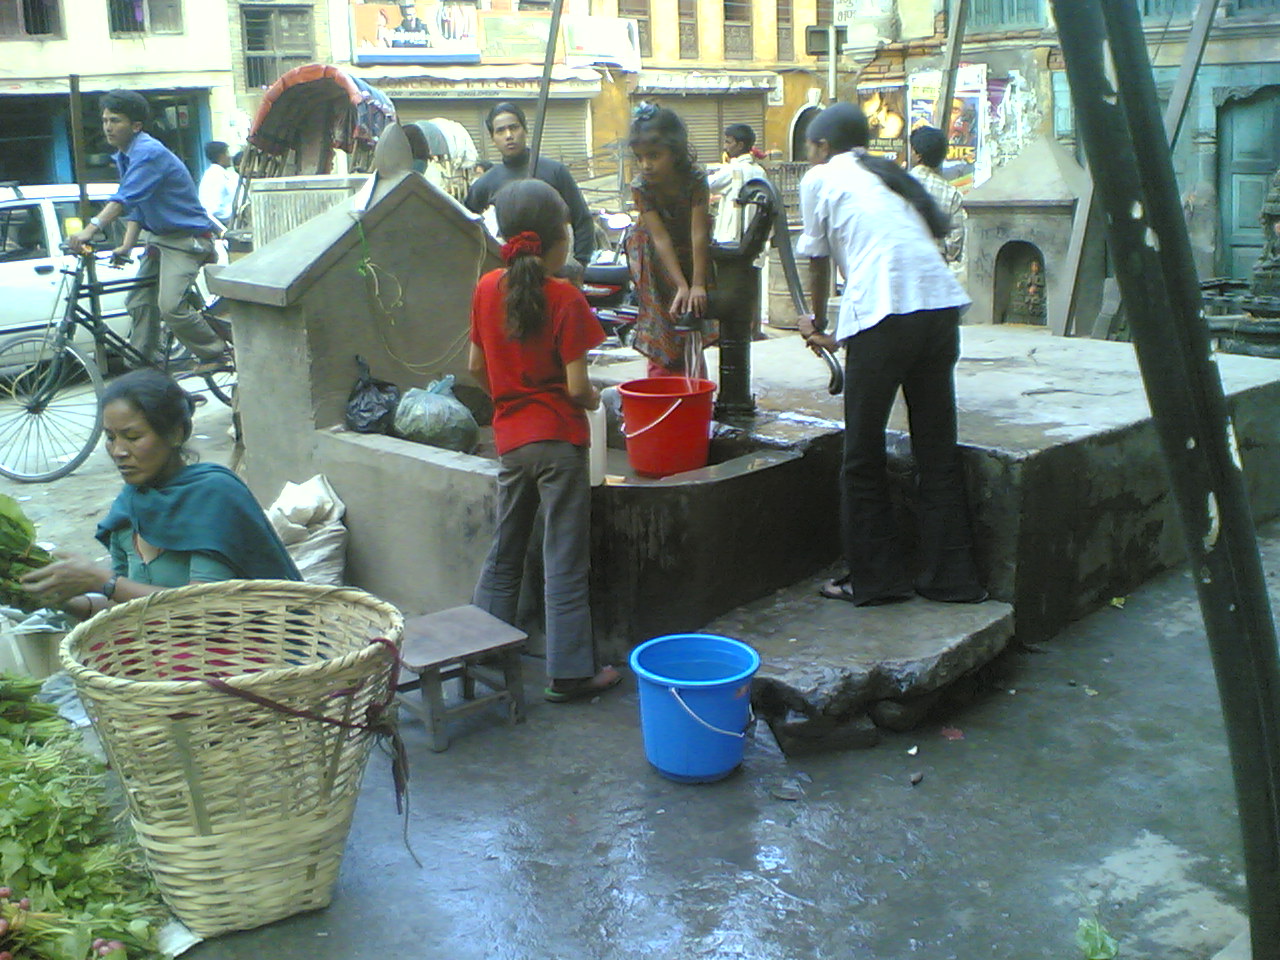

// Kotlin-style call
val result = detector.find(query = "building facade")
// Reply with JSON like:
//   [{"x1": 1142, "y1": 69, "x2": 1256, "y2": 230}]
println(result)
[
  {"x1": 833, "y1": 0, "x2": 1280, "y2": 281},
  {"x1": 0, "y1": 0, "x2": 238, "y2": 183}
]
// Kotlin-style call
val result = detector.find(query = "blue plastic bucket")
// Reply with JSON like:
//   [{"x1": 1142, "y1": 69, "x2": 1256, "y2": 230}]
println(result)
[{"x1": 629, "y1": 633, "x2": 761, "y2": 783}]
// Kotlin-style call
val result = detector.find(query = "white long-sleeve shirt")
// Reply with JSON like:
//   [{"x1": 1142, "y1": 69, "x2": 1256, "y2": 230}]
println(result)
[
  {"x1": 198, "y1": 163, "x2": 239, "y2": 225},
  {"x1": 796, "y1": 151, "x2": 968, "y2": 343}
]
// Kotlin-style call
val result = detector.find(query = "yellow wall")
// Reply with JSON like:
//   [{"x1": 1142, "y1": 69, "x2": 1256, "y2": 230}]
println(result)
[{"x1": 899, "y1": 0, "x2": 938, "y2": 40}]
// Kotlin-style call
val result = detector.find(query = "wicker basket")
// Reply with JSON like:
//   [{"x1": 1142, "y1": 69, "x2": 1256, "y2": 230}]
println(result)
[{"x1": 60, "y1": 580, "x2": 404, "y2": 938}]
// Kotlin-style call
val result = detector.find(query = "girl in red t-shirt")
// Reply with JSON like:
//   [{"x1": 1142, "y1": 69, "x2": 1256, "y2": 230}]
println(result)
[{"x1": 468, "y1": 179, "x2": 621, "y2": 702}]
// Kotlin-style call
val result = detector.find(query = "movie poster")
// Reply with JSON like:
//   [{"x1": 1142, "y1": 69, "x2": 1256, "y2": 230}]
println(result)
[
  {"x1": 351, "y1": 1, "x2": 480, "y2": 65},
  {"x1": 907, "y1": 64, "x2": 989, "y2": 189},
  {"x1": 855, "y1": 84, "x2": 907, "y2": 162}
]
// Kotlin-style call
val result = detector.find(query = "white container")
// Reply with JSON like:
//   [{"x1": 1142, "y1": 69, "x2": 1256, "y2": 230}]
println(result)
[{"x1": 586, "y1": 403, "x2": 607, "y2": 486}]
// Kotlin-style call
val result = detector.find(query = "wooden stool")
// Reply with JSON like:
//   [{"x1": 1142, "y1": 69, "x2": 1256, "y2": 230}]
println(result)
[{"x1": 395, "y1": 604, "x2": 528, "y2": 751}]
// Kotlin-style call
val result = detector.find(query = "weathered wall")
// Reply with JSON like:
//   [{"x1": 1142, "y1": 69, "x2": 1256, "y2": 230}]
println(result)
[{"x1": 964, "y1": 204, "x2": 1076, "y2": 326}]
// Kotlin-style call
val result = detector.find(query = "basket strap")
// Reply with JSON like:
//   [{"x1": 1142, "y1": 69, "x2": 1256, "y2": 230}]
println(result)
[{"x1": 203, "y1": 638, "x2": 420, "y2": 864}]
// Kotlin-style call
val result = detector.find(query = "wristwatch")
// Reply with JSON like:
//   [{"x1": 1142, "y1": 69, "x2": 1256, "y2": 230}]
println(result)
[
  {"x1": 89, "y1": 216, "x2": 104, "y2": 229},
  {"x1": 101, "y1": 576, "x2": 118, "y2": 600}
]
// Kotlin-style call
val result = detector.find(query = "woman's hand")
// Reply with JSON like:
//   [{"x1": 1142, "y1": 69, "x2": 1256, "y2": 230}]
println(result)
[
  {"x1": 688, "y1": 284, "x2": 708, "y2": 318},
  {"x1": 20, "y1": 555, "x2": 113, "y2": 609},
  {"x1": 797, "y1": 313, "x2": 838, "y2": 353},
  {"x1": 669, "y1": 284, "x2": 692, "y2": 318}
]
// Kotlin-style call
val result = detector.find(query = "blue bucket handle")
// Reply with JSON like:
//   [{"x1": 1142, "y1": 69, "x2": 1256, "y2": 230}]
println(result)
[{"x1": 668, "y1": 686, "x2": 755, "y2": 739}]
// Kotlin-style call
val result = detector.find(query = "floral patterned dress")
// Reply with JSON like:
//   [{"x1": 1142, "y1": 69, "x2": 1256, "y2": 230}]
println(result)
[{"x1": 625, "y1": 167, "x2": 716, "y2": 372}]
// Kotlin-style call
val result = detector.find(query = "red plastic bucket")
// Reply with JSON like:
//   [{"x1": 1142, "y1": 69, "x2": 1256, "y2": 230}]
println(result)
[{"x1": 618, "y1": 377, "x2": 716, "y2": 478}]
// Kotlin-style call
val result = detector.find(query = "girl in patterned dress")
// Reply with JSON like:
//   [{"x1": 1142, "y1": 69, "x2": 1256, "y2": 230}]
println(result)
[{"x1": 624, "y1": 103, "x2": 714, "y2": 377}]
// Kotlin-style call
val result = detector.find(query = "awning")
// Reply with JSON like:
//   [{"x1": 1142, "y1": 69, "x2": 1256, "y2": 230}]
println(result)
[
  {"x1": 633, "y1": 71, "x2": 778, "y2": 96},
  {"x1": 357, "y1": 64, "x2": 602, "y2": 100}
]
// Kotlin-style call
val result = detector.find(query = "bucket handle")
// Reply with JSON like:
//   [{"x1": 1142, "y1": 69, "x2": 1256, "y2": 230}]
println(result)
[
  {"x1": 623, "y1": 398, "x2": 683, "y2": 440},
  {"x1": 668, "y1": 686, "x2": 754, "y2": 739}
]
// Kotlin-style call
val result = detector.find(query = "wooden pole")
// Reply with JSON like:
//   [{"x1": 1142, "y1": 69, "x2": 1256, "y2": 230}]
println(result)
[
  {"x1": 68, "y1": 75, "x2": 91, "y2": 223},
  {"x1": 933, "y1": 0, "x2": 970, "y2": 133}
]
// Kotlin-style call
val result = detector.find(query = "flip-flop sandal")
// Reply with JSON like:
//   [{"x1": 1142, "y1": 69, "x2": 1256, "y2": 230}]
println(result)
[
  {"x1": 545, "y1": 668, "x2": 622, "y2": 703},
  {"x1": 818, "y1": 576, "x2": 857, "y2": 603},
  {"x1": 819, "y1": 576, "x2": 913, "y2": 606}
]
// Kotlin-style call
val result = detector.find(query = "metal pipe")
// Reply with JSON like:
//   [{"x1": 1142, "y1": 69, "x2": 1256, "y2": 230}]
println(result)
[
  {"x1": 1053, "y1": 1, "x2": 1280, "y2": 955},
  {"x1": 528, "y1": 0, "x2": 566, "y2": 175},
  {"x1": 68, "y1": 75, "x2": 102, "y2": 317}
]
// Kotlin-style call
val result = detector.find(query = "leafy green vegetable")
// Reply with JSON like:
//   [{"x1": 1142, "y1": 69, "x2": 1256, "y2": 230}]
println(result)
[
  {"x1": 1076, "y1": 916, "x2": 1120, "y2": 959},
  {"x1": 0, "y1": 674, "x2": 170, "y2": 959},
  {"x1": 0, "y1": 494, "x2": 53, "y2": 612}
]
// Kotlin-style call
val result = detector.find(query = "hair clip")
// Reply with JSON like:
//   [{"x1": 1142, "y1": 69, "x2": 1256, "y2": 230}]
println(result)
[{"x1": 632, "y1": 101, "x2": 658, "y2": 122}]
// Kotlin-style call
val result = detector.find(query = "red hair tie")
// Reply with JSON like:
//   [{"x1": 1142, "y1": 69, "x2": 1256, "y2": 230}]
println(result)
[{"x1": 501, "y1": 231, "x2": 542, "y2": 263}]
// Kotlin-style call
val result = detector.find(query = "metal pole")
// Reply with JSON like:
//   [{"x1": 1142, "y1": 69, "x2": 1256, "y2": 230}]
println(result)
[
  {"x1": 933, "y1": 0, "x2": 970, "y2": 133},
  {"x1": 528, "y1": 0, "x2": 566, "y2": 175},
  {"x1": 1053, "y1": 2, "x2": 1280, "y2": 956}
]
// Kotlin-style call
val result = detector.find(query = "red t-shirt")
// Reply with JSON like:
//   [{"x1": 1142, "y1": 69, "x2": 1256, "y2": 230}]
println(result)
[{"x1": 470, "y1": 269, "x2": 605, "y2": 455}]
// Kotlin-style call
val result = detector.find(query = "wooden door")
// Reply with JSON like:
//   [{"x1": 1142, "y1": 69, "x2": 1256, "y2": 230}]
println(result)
[{"x1": 1218, "y1": 86, "x2": 1280, "y2": 278}]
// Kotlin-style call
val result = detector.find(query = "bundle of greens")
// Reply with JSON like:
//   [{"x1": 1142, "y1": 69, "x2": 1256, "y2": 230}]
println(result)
[
  {"x1": 0, "y1": 674, "x2": 169, "y2": 960},
  {"x1": 0, "y1": 495, "x2": 52, "y2": 613}
]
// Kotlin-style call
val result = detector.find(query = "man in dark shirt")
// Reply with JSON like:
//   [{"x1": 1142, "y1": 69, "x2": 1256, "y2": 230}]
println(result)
[
  {"x1": 464, "y1": 102, "x2": 595, "y2": 266},
  {"x1": 68, "y1": 89, "x2": 228, "y2": 367}
]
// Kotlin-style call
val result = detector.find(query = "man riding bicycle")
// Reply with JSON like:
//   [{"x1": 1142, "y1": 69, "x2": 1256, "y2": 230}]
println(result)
[{"x1": 67, "y1": 89, "x2": 231, "y2": 372}]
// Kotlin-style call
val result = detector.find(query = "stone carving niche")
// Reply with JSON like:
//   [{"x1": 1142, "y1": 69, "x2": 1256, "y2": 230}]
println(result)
[{"x1": 962, "y1": 138, "x2": 1104, "y2": 334}]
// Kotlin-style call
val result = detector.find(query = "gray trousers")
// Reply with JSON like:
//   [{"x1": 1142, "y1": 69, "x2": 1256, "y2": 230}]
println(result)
[
  {"x1": 125, "y1": 231, "x2": 223, "y2": 362},
  {"x1": 473, "y1": 440, "x2": 595, "y2": 680}
]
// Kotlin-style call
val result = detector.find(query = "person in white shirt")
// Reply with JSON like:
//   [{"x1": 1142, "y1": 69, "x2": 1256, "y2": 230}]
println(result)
[
  {"x1": 707, "y1": 123, "x2": 766, "y2": 246},
  {"x1": 796, "y1": 102, "x2": 986, "y2": 607},
  {"x1": 198, "y1": 141, "x2": 239, "y2": 231}
]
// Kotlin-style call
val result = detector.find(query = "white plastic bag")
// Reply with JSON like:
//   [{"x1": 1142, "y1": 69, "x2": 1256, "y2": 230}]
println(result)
[{"x1": 267, "y1": 475, "x2": 348, "y2": 586}]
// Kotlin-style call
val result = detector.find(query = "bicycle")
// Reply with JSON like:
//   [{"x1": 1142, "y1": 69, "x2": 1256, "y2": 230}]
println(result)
[{"x1": 0, "y1": 246, "x2": 236, "y2": 482}]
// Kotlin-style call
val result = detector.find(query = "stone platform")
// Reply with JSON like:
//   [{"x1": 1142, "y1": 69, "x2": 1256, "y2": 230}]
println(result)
[
  {"x1": 595, "y1": 324, "x2": 1280, "y2": 647},
  {"x1": 591, "y1": 325, "x2": 1280, "y2": 744}
]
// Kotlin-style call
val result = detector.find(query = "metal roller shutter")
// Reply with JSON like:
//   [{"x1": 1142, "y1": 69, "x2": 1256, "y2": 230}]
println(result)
[
  {"x1": 667, "y1": 96, "x2": 721, "y2": 164},
  {"x1": 632, "y1": 94, "x2": 767, "y2": 165},
  {"x1": 392, "y1": 99, "x2": 589, "y2": 168},
  {"x1": 720, "y1": 95, "x2": 766, "y2": 148}
]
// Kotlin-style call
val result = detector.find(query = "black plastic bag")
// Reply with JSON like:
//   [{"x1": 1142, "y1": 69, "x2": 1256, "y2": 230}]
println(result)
[{"x1": 345, "y1": 355, "x2": 400, "y2": 434}]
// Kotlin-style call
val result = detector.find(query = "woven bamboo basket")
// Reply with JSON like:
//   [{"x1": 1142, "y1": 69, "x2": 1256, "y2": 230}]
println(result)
[{"x1": 59, "y1": 580, "x2": 404, "y2": 938}]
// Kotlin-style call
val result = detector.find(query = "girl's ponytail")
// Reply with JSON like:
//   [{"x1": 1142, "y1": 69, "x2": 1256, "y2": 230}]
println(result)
[
  {"x1": 806, "y1": 101, "x2": 951, "y2": 240},
  {"x1": 502, "y1": 232, "x2": 547, "y2": 340},
  {"x1": 491, "y1": 180, "x2": 571, "y2": 341}
]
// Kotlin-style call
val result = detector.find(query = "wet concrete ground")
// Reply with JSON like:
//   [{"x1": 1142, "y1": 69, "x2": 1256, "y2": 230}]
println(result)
[{"x1": 9, "y1": 400, "x2": 1254, "y2": 960}]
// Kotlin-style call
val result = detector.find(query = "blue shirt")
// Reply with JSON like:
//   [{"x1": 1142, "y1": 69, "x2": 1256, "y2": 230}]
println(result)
[{"x1": 110, "y1": 132, "x2": 216, "y2": 236}]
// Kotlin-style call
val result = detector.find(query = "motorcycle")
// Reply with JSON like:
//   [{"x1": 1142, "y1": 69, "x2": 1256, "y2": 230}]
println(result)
[{"x1": 582, "y1": 212, "x2": 638, "y2": 346}]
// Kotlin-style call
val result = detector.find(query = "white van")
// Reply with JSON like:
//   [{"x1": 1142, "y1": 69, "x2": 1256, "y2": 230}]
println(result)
[{"x1": 0, "y1": 183, "x2": 146, "y2": 338}]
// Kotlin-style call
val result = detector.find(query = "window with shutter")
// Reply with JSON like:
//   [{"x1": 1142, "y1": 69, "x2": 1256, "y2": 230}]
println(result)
[
  {"x1": 242, "y1": 6, "x2": 314, "y2": 91},
  {"x1": 723, "y1": 0, "x2": 752, "y2": 59},
  {"x1": 107, "y1": 0, "x2": 182, "y2": 34},
  {"x1": 967, "y1": 0, "x2": 1044, "y2": 30},
  {"x1": 618, "y1": 0, "x2": 651, "y2": 57},
  {"x1": 0, "y1": 0, "x2": 60, "y2": 36},
  {"x1": 776, "y1": 0, "x2": 793, "y2": 61},
  {"x1": 678, "y1": 0, "x2": 697, "y2": 59}
]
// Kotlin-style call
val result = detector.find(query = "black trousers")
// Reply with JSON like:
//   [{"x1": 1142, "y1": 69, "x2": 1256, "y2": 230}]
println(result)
[{"x1": 840, "y1": 307, "x2": 984, "y2": 603}]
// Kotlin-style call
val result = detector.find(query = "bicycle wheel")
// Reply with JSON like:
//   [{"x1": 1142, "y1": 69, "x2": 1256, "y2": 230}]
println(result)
[
  {"x1": 200, "y1": 366, "x2": 236, "y2": 406},
  {"x1": 0, "y1": 335, "x2": 105, "y2": 482}
]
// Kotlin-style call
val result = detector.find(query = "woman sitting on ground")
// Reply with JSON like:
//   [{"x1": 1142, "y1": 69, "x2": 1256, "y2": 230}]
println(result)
[{"x1": 22, "y1": 369, "x2": 299, "y2": 617}]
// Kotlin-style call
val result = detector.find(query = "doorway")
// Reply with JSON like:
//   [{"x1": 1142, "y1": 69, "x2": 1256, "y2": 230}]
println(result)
[{"x1": 1217, "y1": 85, "x2": 1280, "y2": 279}]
